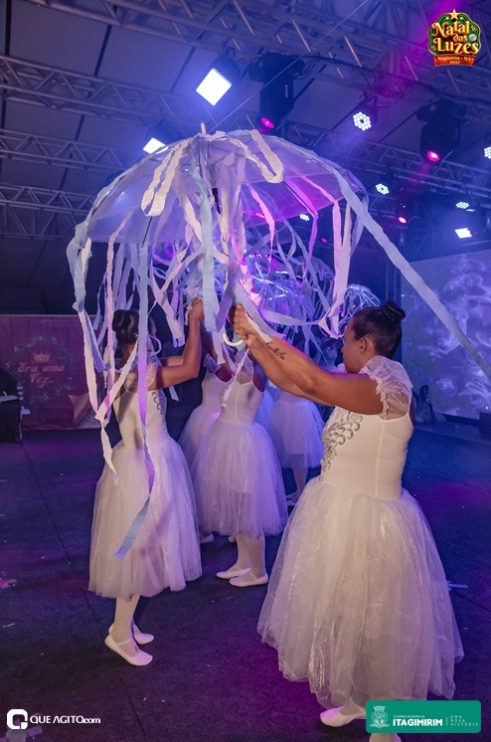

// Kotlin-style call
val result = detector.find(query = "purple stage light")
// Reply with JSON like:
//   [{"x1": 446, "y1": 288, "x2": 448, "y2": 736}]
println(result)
[
  {"x1": 260, "y1": 116, "x2": 275, "y2": 130},
  {"x1": 426, "y1": 150, "x2": 441, "y2": 163}
]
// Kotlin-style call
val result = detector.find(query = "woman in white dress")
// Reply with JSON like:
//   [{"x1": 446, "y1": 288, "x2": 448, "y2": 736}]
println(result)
[
  {"x1": 268, "y1": 390, "x2": 324, "y2": 505},
  {"x1": 191, "y1": 354, "x2": 287, "y2": 587},
  {"x1": 89, "y1": 301, "x2": 204, "y2": 666},
  {"x1": 179, "y1": 328, "x2": 229, "y2": 469},
  {"x1": 232, "y1": 301, "x2": 463, "y2": 742}
]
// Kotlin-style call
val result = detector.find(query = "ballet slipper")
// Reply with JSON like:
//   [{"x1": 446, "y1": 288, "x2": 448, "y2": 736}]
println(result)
[
  {"x1": 104, "y1": 633, "x2": 153, "y2": 666},
  {"x1": 229, "y1": 571, "x2": 269, "y2": 588},
  {"x1": 320, "y1": 699, "x2": 366, "y2": 727},
  {"x1": 216, "y1": 565, "x2": 250, "y2": 580},
  {"x1": 109, "y1": 623, "x2": 154, "y2": 645}
]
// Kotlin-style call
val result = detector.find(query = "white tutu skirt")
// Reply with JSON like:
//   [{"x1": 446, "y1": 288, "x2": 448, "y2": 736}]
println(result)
[
  {"x1": 179, "y1": 405, "x2": 219, "y2": 465},
  {"x1": 269, "y1": 398, "x2": 324, "y2": 469},
  {"x1": 259, "y1": 476, "x2": 463, "y2": 707},
  {"x1": 192, "y1": 419, "x2": 287, "y2": 537},
  {"x1": 255, "y1": 387, "x2": 276, "y2": 430},
  {"x1": 89, "y1": 438, "x2": 202, "y2": 599}
]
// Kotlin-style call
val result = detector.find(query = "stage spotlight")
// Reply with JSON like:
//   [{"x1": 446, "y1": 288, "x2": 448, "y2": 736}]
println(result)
[
  {"x1": 143, "y1": 137, "x2": 166, "y2": 154},
  {"x1": 484, "y1": 146, "x2": 491, "y2": 159},
  {"x1": 353, "y1": 111, "x2": 372, "y2": 131},
  {"x1": 426, "y1": 150, "x2": 441, "y2": 163},
  {"x1": 258, "y1": 76, "x2": 295, "y2": 132},
  {"x1": 196, "y1": 49, "x2": 240, "y2": 105},
  {"x1": 375, "y1": 183, "x2": 390, "y2": 195},
  {"x1": 352, "y1": 99, "x2": 377, "y2": 132},
  {"x1": 299, "y1": 213, "x2": 310, "y2": 221},
  {"x1": 249, "y1": 53, "x2": 303, "y2": 131},
  {"x1": 417, "y1": 100, "x2": 465, "y2": 163},
  {"x1": 455, "y1": 227, "x2": 472, "y2": 238},
  {"x1": 259, "y1": 116, "x2": 275, "y2": 131},
  {"x1": 394, "y1": 189, "x2": 419, "y2": 225},
  {"x1": 142, "y1": 121, "x2": 175, "y2": 153},
  {"x1": 456, "y1": 200, "x2": 470, "y2": 210}
]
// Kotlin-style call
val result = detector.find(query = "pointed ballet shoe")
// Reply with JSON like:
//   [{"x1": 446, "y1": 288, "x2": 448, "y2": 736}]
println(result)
[
  {"x1": 320, "y1": 701, "x2": 365, "y2": 727},
  {"x1": 200, "y1": 533, "x2": 214, "y2": 544},
  {"x1": 104, "y1": 633, "x2": 153, "y2": 666},
  {"x1": 216, "y1": 565, "x2": 250, "y2": 580},
  {"x1": 109, "y1": 623, "x2": 154, "y2": 646},
  {"x1": 229, "y1": 571, "x2": 269, "y2": 588}
]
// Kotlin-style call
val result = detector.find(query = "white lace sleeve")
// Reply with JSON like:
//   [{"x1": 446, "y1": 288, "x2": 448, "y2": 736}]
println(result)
[{"x1": 361, "y1": 356, "x2": 412, "y2": 420}]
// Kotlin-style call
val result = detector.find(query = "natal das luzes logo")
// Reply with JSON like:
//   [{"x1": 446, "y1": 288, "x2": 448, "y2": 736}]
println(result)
[
  {"x1": 370, "y1": 705, "x2": 390, "y2": 730},
  {"x1": 428, "y1": 9, "x2": 481, "y2": 66}
]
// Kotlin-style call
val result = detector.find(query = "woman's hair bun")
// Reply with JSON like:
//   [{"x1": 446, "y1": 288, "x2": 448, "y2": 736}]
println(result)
[
  {"x1": 112, "y1": 309, "x2": 139, "y2": 344},
  {"x1": 112, "y1": 309, "x2": 128, "y2": 332},
  {"x1": 380, "y1": 300, "x2": 406, "y2": 325}
]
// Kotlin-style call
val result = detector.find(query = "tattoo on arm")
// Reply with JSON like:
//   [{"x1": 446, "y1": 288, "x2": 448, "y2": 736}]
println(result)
[{"x1": 268, "y1": 344, "x2": 287, "y2": 360}]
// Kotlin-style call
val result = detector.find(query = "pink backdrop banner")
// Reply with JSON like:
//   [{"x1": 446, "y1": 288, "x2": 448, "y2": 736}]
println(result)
[{"x1": 0, "y1": 315, "x2": 97, "y2": 430}]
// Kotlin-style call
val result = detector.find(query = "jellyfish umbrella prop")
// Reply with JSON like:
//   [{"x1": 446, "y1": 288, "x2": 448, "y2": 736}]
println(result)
[
  {"x1": 67, "y1": 128, "x2": 491, "y2": 554},
  {"x1": 67, "y1": 129, "x2": 371, "y2": 464}
]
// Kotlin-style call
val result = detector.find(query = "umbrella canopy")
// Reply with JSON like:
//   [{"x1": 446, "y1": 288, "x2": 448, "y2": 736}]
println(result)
[
  {"x1": 67, "y1": 127, "x2": 491, "y2": 482},
  {"x1": 87, "y1": 130, "x2": 366, "y2": 244}
]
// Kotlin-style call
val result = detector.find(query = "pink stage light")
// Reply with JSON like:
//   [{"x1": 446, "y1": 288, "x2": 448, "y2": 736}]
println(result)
[
  {"x1": 426, "y1": 149, "x2": 441, "y2": 163},
  {"x1": 260, "y1": 116, "x2": 275, "y2": 130},
  {"x1": 397, "y1": 215, "x2": 408, "y2": 225}
]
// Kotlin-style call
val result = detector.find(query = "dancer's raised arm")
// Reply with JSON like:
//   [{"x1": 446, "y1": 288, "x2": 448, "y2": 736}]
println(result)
[
  {"x1": 232, "y1": 305, "x2": 383, "y2": 415},
  {"x1": 154, "y1": 299, "x2": 204, "y2": 388}
]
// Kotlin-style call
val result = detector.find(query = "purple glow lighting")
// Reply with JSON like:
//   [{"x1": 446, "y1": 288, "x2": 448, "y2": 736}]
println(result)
[
  {"x1": 260, "y1": 116, "x2": 275, "y2": 130},
  {"x1": 320, "y1": 237, "x2": 328, "y2": 245},
  {"x1": 426, "y1": 149, "x2": 441, "y2": 163},
  {"x1": 397, "y1": 215, "x2": 408, "y2": 225}
]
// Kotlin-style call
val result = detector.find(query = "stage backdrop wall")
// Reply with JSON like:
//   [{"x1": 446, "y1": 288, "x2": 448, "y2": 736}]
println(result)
[
  {"x1": 0, "y1": 315, "x2": 97, "y2": 430},
  {"x1": 402, "y1": 249, "x2": 491, "y2": 420}
]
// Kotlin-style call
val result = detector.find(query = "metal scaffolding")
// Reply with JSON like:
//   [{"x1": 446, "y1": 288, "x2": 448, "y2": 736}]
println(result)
[
  {"x1": 1, "y1": 0, "x2": 490, "y2": 240},
  {"x1": 0, "y1": 55, "x2": 202, "y2": 128},
  {"x1": 24, "y1": 0, "x2": 491, "y2": 112},
  {"x1": 0, "y1": 128, "x2": 136, "y2": 172},
  {"x1": 0, "y1": 184, "x2": 93, "y2": 239}
]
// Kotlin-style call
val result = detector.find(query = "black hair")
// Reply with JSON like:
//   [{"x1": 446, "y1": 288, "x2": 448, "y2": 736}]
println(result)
[
  {"x1": 112, "y1": 309, "x2": 139, "y2": 346},
  {"x1": 351, "y1": 300, "x2": 406, "y2": 359}
]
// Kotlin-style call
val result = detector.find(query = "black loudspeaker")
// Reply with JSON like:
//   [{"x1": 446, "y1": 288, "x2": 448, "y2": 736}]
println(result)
[{"x1": 479, "y1": 412, "x2": 491, "y2": 440}]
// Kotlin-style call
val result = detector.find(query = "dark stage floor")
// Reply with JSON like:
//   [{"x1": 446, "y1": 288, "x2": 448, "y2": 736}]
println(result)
[{"x1": 1, "y1": 424, "x2": 490, "y2": 742}]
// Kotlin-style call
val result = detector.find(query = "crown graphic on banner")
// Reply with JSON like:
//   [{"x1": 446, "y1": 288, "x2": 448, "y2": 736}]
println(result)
[{"x1": 32, "y1": 352, "x2": 50, "y2": 363}]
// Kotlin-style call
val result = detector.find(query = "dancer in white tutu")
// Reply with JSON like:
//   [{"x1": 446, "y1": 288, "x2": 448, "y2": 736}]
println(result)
[
  {"x1": 268, "y1": 390, "x2": 324, "y2": 505},
  {"x1": 89, "y1": 301, "x2": 204, "y2": 666},
  {"x1": 179, "y1": 331, "x2": 230, "y2": 544},
  {"x1": 191, "y1": 352, "x2": 287, "y2": 587},
  {"x1": 254, "y1": 379, "x2": 279, "y2": 430},
  {"x1": 232, "y1": 301, "x2": 463, "y2": 742},
  {"x1": 179, "y1": 330, "x2": 228, "y2": 467}
]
